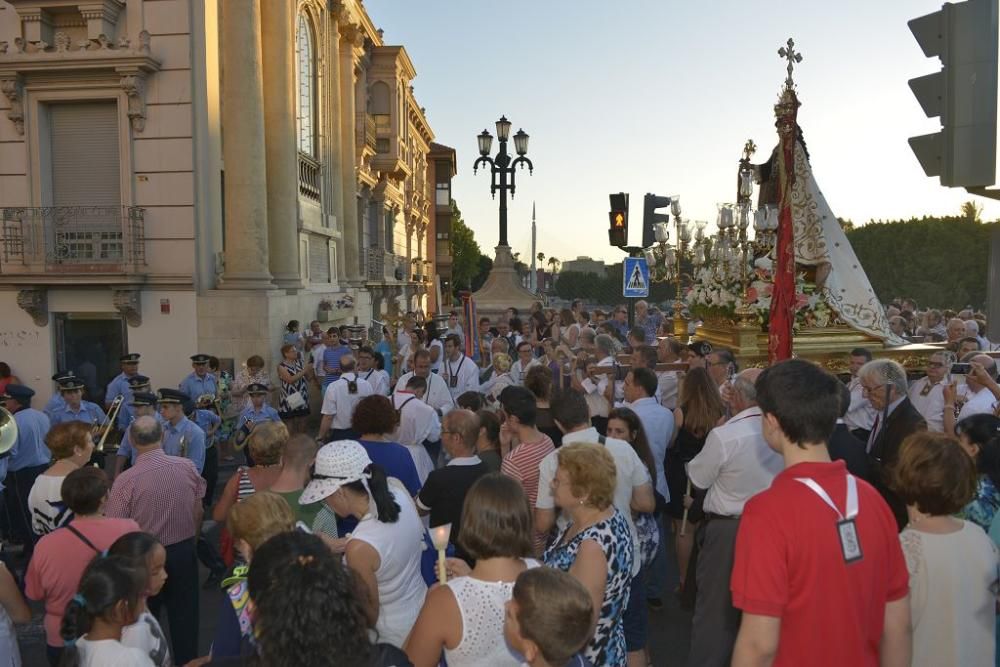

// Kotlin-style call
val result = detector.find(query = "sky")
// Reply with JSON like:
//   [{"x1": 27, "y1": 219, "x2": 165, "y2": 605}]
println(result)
[{"x1": 368, "y1": 0, "x2": 1000, "y2": 264}]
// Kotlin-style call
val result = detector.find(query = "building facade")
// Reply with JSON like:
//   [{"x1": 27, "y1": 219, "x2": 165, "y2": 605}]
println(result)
[
  {"x1": 0, "y1": 0, "x2": 453, "y2": 403},
  {"x1": 561, "y1": 256, "x2": 607, "y2": 276}
]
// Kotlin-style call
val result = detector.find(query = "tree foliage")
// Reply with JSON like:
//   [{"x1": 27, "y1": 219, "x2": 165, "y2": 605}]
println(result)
[
  {"x1": 846, "y1": 215, "x2": 996, "y2": 309},
  {"x1": 450, "y1": 201, "x2": 484, "y2": 292},
  {"x1": 553, "y1": 262, "x2": 682, "y2": 306}
]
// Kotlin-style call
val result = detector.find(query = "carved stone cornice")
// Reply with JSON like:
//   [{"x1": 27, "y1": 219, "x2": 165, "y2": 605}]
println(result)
[
  {"x1": 0, "y1": 75, "x2": 24, "y2": 135},
  {"x1": 16, "y1": 287, "x2": 47, "y2": 326},
  {"x1": 112, "y1": 287, "x2": 141, "y2": 327}
]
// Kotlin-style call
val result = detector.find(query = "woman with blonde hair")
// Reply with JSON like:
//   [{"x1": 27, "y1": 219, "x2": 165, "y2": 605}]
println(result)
[
  {"x1": 667, "y1": 367, "x2": 725, "y2": 590},
  {"x1": 213, "y1": 421, "x2": 288, "y2": 565},
  {"x1": 486, "y1": 353, "x2": 514, "y2": 407},
  {"x1": 543, "y1": 443, "x2": 634, "y2": 666},
  {"x1": 209, "y1": 491, "x2": 297, "y2": 659}
]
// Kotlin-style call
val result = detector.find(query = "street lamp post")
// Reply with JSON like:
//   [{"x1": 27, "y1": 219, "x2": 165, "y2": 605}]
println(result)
[{"x1": 473, "y1": 116, "x2": 533, "y2": 247}]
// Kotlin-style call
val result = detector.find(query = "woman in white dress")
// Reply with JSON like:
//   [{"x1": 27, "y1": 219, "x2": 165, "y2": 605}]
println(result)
[
  {"x1": 892, "y1": 431, "x2": 1000, "y2": 667},
  {"x1": 301, "y1": 441, "x2": 427, "y2": 648},
  {"x1": 404, "y1": 474, "x2": 539, "y2": 666}
]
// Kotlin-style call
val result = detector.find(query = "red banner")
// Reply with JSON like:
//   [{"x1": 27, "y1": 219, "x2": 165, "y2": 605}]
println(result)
[{"x1": 768, "y1": 91, "x2": 799, "y2": 363}]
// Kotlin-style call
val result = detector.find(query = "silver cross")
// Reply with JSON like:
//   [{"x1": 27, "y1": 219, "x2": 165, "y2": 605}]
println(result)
[{"x1": 778, "y1": 38, "x2": 803, "y2": 88}]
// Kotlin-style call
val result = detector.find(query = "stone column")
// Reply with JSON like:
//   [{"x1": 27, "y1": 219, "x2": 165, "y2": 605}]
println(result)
[
  {"x1": 260, "y1": 0, "x2": 303, "y2": 289},
  {"x1": 219, "y1": 0, "x2": 273, "y2": 289},
  {"x1": 338, "y1": 21, "x2": 363, "y2": 282},
  {"x1": 328, "y1": 21, "x2": 347, "y2": 284}
]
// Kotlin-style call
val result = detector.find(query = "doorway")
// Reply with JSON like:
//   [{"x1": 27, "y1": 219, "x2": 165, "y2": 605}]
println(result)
[{"x1": 54, "y1": 314, "x2": 126, "y2": 406}]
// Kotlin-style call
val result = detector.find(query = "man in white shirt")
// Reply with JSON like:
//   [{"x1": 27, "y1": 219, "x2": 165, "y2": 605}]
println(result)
[
  {"x1": 309, "y1": 331, "x2": 328, "y2": 384},
  {"x1": 441, "y1": 334, "x2": 480, "y2": 399},
  {"x1": 510, "y1": 340, "x2": 540, "y2": 386},
  {"x1": 685, "y1": 368, "x2": 782, "y2": 666},
  {"x1": 445, "y1": 310, "x2": 465, "y2": 340},
  {"x1": 357, "y1": 346, "x2": 390, "y2": 396},
  {"x1": 578, "y1": 333, "x2": 617, "y2": 432},
  {"x1": 392, "y1": 375, "x2": 441, "y2": 483},
  {"x1": 844, "y1": 348, "x2": 877, "y2": 440},
  {"x1": 907, "y1": 351, "x2": 951, "y2": 432},
  {"x1": 955, "y1": 355, "x2": 1000, "y2": 422},
  {"x1": 318, "y1": 355, "x2": 373, "y2": 441},
  {"x1": 394, "y1": 349, "x2": 454, "y2": 417},
  {"x1": 537, "y1": 388, "x2": 655, "y2": 666}
]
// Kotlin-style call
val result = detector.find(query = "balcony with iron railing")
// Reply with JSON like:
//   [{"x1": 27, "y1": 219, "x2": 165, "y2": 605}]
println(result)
[
  {"x1": 298, "y1": 152, "x2": 321, "y2": 202},
  {"x1": 0, "y1": 206, "x2": 146, "y2": 278}
]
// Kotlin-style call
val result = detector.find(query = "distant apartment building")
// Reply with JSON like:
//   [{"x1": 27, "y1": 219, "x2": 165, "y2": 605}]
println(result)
[{"x1": 561, "y1": 256, "x2": 607, "y2": 276}]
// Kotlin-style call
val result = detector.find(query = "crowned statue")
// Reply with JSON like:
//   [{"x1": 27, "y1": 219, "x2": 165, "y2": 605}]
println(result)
[{"x1": 690, "y1": 38, "x2": 908, "y2": 363}]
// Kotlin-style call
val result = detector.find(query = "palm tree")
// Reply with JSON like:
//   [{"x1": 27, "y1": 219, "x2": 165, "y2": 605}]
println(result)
[
  {"x1": 547, "y1": 256, "x2": 560, "y2": 274},
  {"x1": 537, "y1": 252, "x2": 545, "y2": 265}
]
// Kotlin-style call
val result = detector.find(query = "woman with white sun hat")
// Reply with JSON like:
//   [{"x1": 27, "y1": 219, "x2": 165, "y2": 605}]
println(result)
[{"x1": 300, "y1": 440, "x2": 427, "y2": 648}]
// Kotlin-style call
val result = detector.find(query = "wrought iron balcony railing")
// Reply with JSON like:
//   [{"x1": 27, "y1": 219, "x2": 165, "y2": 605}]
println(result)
[
  {"x1": 298, "y1": 152, "x2": 321, "y2": 202},
  {"x1": 0, "y1": 206, "x2": 146, "y2": 275}
]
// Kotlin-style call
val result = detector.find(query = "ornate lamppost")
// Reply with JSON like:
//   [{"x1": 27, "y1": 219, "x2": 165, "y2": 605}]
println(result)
[{"x1": 473, "y1": 116, "x2": 533, "y2": 247}]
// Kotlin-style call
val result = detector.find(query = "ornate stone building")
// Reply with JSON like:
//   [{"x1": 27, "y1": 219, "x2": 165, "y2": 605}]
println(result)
[{"x1": 0, "y1": 0, "x2": 454, "y2": 403}]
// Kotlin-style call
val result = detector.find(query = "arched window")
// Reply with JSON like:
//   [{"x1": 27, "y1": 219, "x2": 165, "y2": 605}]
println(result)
[{"x1": 295, "y1": 13, "x2": 316, "y2": 156}]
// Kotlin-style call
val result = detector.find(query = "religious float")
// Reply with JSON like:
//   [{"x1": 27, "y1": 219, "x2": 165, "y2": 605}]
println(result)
[{"x1": 680, "y1": 40, "x2": 939, "y2": 372}]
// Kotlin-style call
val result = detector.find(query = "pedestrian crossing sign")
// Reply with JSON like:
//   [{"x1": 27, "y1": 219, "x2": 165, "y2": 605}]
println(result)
[{"x1": 623, "y1": 257, "x2": 650, "y2": 298}]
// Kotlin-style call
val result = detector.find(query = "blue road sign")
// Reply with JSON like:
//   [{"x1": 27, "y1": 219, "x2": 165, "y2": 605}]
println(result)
[{"x1": 623, "y1": 257, "x2": 650, "y2": 298}]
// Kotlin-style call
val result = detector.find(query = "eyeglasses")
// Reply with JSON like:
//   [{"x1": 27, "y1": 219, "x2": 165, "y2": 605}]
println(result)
[
  {"x1": 861, "y1": 384, "x2": 886, "y2": 395},
  {"x1": 927, "y1": 362, "x2": 945, "y2": 368}
]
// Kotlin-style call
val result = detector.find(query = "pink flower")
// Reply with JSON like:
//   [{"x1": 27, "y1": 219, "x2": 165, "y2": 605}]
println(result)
[{"x1": 795, "y1": 292, "x2": 810, "y2": 310}]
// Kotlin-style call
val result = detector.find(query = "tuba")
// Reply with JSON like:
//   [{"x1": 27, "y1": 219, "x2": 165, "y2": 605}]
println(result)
[{"x1": 0, "y1": 407, "x2": 18, "y2": 457}]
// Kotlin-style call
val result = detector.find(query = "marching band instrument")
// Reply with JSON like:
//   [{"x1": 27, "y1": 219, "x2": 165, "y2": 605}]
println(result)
[
  {"x1": 0, "y1": 407, "x2": 18, "y2": 457},
  {"x1": 95, "y1": 394, "x2": 124, "y2": 453},
  {"x1": 234, "y1": 416, "x2": 256, "y2": 450}
]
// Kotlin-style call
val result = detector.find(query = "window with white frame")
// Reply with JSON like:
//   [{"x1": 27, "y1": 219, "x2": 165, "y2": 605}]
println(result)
[{"x1": 296, "y1": 13, "x2": 316, "y2": 156}]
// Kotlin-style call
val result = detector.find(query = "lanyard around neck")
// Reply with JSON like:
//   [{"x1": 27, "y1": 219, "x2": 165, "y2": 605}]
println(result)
[{"x1": 794, "y1": 475, "x2": 858, "y2": 521}]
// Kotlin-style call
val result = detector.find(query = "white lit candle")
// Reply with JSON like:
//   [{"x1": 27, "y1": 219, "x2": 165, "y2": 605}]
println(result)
[{"x1": 430, "y1": 524, "x2": 452, "y2": 583}]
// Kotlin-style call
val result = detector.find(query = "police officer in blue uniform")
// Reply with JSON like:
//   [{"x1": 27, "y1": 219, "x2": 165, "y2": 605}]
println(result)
[
  {"x1": 49, "y1": 376, "x2": 107, "y2": 427},
  {"x1": 43, "y1": 371, "x2": 74, "y2": 419},
  {"x1": 115, "y1": 374, "x2": 152, "y2": 431},
  {"x1": 234, "y1": 383, "x2": 280, "y2": 466},
  {"x1": 113, "y1": 391, "x2": 162, "y2": 475},
  {"x1": 105, "y1": 352, "x2": 142, "y2": 412},
  {"x1": 179, "y1": 354, "x2": 218, "y2": 402},
  {"x1": 1, "y1": 384, "x2": 52, "y2": 552},
  {"x1": 156, "y1": 389, "x2": 207, "y2": 473}
]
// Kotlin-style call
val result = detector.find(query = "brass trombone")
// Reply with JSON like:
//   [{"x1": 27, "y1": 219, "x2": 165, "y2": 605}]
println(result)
[{"x1": 95, "y1": 394, "x2": 124, "y2": 452}]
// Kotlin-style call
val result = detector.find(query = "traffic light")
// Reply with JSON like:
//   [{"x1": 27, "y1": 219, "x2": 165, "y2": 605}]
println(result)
[
  {"x1": 908, "y1": 0, "x2": 999, "y2": 188},
  {"x1": 609, "y1": 192, "x2": 629, "y2": 247},
  {"x1": 642, "y1": 194, "x2": 671, "y2": 247}
]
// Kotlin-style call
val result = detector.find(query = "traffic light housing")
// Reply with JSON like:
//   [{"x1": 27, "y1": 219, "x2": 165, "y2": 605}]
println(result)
[
  {"x1": 908, "y1": 0, "x2": 999, "y2": 188},
  {"x1": 609, "y1": 192, "x2": 629, "y2": 247},
  {"x1": 642, "y1": 193, "x2": 671, "y2": 247}
]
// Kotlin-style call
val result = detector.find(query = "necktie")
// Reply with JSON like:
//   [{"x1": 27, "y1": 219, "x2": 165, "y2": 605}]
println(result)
[{"x1": 867, "y1": 414, "x2": 880, "y2": 453}]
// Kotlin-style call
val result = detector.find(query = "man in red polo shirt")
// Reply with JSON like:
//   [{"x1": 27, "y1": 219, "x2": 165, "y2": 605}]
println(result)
[{"x1": 730, "y1": 359, "x2": 911, "y2": 667}]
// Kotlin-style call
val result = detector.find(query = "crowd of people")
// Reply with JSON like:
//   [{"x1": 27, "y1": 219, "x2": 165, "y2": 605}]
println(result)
[{"x1": 0, "y1": 297, "x2": 998, "y2": 666}]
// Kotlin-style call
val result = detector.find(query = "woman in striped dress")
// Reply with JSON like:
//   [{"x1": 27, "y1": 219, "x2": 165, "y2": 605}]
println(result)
[{"x1": 277, "y1": 344, "x2": 312, "y2": 434}]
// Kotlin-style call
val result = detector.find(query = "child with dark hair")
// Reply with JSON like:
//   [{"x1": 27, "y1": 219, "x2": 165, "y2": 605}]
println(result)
[
  {"x1": 106, "y1": 532, "x2": 170, "y2": 666},
  {"x1": 59, "y1": 556, "x2": 153, "y2": 666}
]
